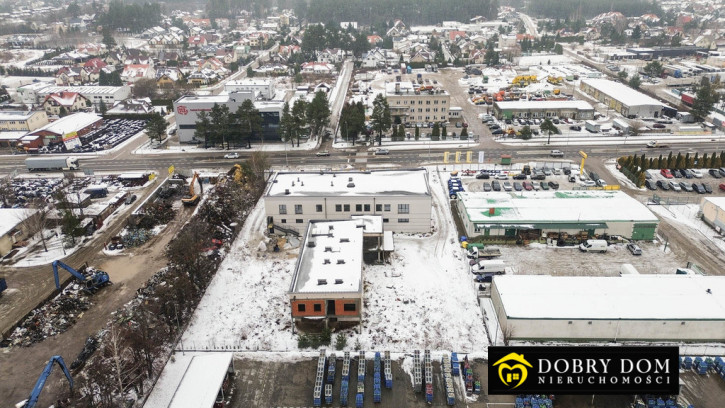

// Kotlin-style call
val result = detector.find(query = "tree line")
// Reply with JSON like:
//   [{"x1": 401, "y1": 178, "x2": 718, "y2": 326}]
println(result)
[
  {"x1": 280, "y1": 91, "x2": 331, "y2": 146},
  {"x1": 303, "y1": 0, "x2": 499, "y2": 26},
  {"x1": 527, "y1": 0, "x2": 661, "y2": 19},
  {"x1": 96, "y1": 0, "x2": 162, "y2": 32},
  {"x1": 300, "y1": 24, "x2": 370, "y2": 58},
  {"x1": 618, "y1": 151, "x2": 725, "y2": 187}
]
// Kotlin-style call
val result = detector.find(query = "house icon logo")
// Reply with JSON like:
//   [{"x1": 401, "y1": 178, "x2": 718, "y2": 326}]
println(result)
[{"x1": 492, "y1": 352, "x2": 532, "y2": 389}]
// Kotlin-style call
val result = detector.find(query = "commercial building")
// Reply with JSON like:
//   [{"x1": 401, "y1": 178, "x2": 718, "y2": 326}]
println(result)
[
  {"x1": 456, "y1": 190, "x2": 659, "y2": 240},
  {"x1": 580, "y1": 79, "x2": 665, "y2": 118},
  {"x1": 0, "y1": 110, "x2": 48, "y2": 131},
  {"x1": 19, "y1": 84, "x2": 131, "y2": 107},
  {"x1": 492, "y1": 100, "x2": 595, "y2": 120},
  {"x1": 29, "y1": 112, "x2": 103, "y2": 145},
  {"x1": 224, "y1": 78, "x2": 275, "y2": 99},
  {"x1": 491, "y1": 274, "x2": 725, "y2": 342},
  {"x1": 700, "y1": 197, "x2": 725, "y2": 232},
  {"x1": 384, "y1": 81, "x2": 451, "y2": 125},
  {"x1": 265, "y1": 169, "x2": 432, "y2": 234},
  {"x1": 173, "y1": 91, "x2": 283, "y2": 143},
  {"x1": 288, "y1": 219, "x2": 365, "y2": 324}
]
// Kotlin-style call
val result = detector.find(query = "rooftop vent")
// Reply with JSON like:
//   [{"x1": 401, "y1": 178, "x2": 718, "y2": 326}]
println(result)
[
  {"x1": 335, "y1": 279, "x2": 343, "y2": 284},
  {"x1": 324, "y1": 246, "x2": 332, "y2": 252},
  {"x1": 331, "y1": 181, "x2": 334, "y2": 187},
  {"x1": 317, "y1": 279, "x2": 327, "y2": 285},
  {"x1": 339, "y1": 238, "x2": 349, "y2": 243},
  {"x1": 323, "y1": 259, "x2": 331, "y2": 264},
  {"x1": 301, "y1": 181, "x2": 304, "y2": 186},
  {"x1": 284, "y1": 189, "x2": 290, "y2": 195},
  {"x1": 329, "y1": 225, "x2": 334, "y2": 230},
  {"x1": 347, "y1": 183, "x2": 355, "y2": 188},
  {"x1": 291, "y1": 181, "x2": 295, "y2": 187},
  {"x1": 348, "y1": 177, "x2": 353, "y2": 182},
  {"x1": 297, "y1": 177, "x2": 300, "y2": 182},
  {"x1": 307, "y1": 240, "x2": 316, "y2": 248},
  {"x1": 337, "y1": 259, "x2": 345, "y2": 264}
]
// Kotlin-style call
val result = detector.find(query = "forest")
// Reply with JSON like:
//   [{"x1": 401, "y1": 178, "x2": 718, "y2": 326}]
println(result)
[
  {"x1": 525, "y1": 0, "x2": 662, "y2": 19},
  {"x1": 95, "y1": 0, "x2": 162, "y2": 32}
]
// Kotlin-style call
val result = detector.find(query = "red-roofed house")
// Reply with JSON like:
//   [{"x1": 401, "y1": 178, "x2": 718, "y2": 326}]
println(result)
[
  {"x1": 188, "y1": 35, "x2": 208, "y2": 48},
  {"x1": 449, "y1": 31, "x2": 467, "y2": 42},
  {"x1": 41, "y1": 91, "x2": 90, "y2": 116},
  {"x1": 55, "y1": 67, "x2": 84, "y2": 86},
  {"x1": 367, "y1": 35, "x2": 383, "y2": 45},
  {"x1": 516, "y1": 34, "x2": 535, "y2": 42},
  {"x1": 121, "y1": 64, "x2": 155, "y2": 83}
]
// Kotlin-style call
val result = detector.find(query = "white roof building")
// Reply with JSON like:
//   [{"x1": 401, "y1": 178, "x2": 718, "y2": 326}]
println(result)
[
  {"x1": 492, "y1": 275, "x2": 725, "y2": 341},
  {"x1": 30, "y1": 112, "x2": 102, "y2": 138},
  {"x1": 580, "y1": 78, "x2": 666, "y2": 118}
]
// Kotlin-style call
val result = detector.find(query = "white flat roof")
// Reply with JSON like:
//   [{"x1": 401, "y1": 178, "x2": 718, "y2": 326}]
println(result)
[
  {"x1": 144, "y1": 352, "x2": 232, "y2": 408},
  {"x1": 0, "y1": 111, "x2": 38, "y2": 121},
  {"x1": 581, "y1": 78, "x2": 664, "y2": 108},
  {"x1": 495, "y1": 100, "x2": 594, "y2": 111},
  {"x1": 32, "y1": 112, "x2": 101, "y2": 136},
  {"x1": 267, "y1": 169, "x2": 430, "y2": 197},
  {"x1": 41, "y1": 86, "x2": 126, "y2": 95},
  {"x1": 494, "y1": 275, "x2": 725, "y2": 320},
  {"x1": 291, "y1": 220, "x2": 363, "y2": 294},
  {"x1": 0, "y1": 131, "x2": 27, "y2": 140},
  {"x1": 458, "y1": 190, "x2": 658, "y2": 224},
  {"x1": 0, "y1": 208, "x2": 35, "y2": 237},
  {"x1": 351, "y1": 215, "x2": 383, "y2": 234},
  {"x1": 702, "y1": 197, "x2": 725, "y2": 209}
]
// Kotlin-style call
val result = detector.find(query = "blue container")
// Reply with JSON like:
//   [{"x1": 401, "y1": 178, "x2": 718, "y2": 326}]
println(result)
[
  {"x1": 374, "y1": 389, "x2": 381, "y2": 403},
  {"x1": 683, "y1": 357, "x2": 693, "y2": 369},
  {"x1": 313, "y1": 397, "x2": 321, "y2": 407},
  {"x1": 356, "y1": 393, "x2": 364, "y2": 408}
]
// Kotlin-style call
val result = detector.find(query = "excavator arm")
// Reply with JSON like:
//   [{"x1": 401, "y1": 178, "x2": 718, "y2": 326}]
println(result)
[
  {"x1": 51, "y1": 260, "x2": 88, "y2": 290},
  {"x1": 23, "y1": 355, "x2": 73, "y2": 408}
]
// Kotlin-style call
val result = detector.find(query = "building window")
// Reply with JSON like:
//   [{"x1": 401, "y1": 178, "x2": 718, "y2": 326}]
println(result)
[
  {"x1": 442, "y1": 108, "x2": 446, "y2": 113},
  {"x1": 364, "y1": 204, "x2": 370, "y2": 211},
  {"x1": 398, "y1": 218, "x2": 410, "y2": 223},
  {"x1": 425, "y1": 108, "x2": 430, "y2": 112},
  {"x1": 298, "y1": 304, "x2": 306, "y2": 312},
  {"x1": 398, "y1": 204, "x2": 409, "y2": 214},
  {"x1": 384, "y1": 204, "x2": 391, "y2": 211},
  {"x1": 418, "y1": 108, "x2": 423, "y2": 113},
  {"x1": 442, "y1": 100, "x2": 446, "y2": 104},
  {"x1": 295, "y1": 204, "x2": 303, "y2": 214},
  {"x1": 314, "y1": 304, "x2": 322, "y2": 312},
  {"x1": 434, "y1": 100, "x2": 439, "y2": 104},
  {"x1": 383, "y1": 218, "x2": 389, "y2": 223},
  {"x1": 296, "y1": 219, "x2": 303, "y2": 223},
  {"x1": 344, "y1": 204, "x2": 350, "y2": 211},
  {"x1": 279, "y1": 204, "x2": 287, "y2": 214},
  {"x1": 316, "y1": 204, "x2": 323, "y2": 212},
  {"x1": 336, "y1": 204, "x2": 342, "y2": 212},
  {"x1": 376, "y1": 204, "x2": 382, "y2": 212},
  {"x1": 356, "y1": 204, "x2": 362, "y2": 212},
  {"x1": 426, "y1": 100, "x2": 430, "y2": 105},
  {"x1": 343, "y1": 303, "x2": 356, "y2": 312},
  {"x1": 281, "y1": 219, "x2": 286, "y2": 223},
  {"x1": 418, "y1": 100, "x2": 422, "y2": 105}
]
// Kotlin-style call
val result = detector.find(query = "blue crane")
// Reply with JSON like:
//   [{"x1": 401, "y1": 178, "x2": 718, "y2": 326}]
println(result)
[
  {"x1": 23, "y1": 355, "x2": 73, "y2": 408},
  {"x1": 51, "y1": 260, "x2": 110, "y2": 293}
]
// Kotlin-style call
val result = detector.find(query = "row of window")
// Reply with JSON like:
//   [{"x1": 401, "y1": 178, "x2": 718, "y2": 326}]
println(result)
[
  {"x1": 408, "y1": 108, "x2": 446, "y2": 113},
  {"x1": 298, "y1": 303, "x2": 357, "y2": 312},
  {"x1": 279, "y1": 218, "x2": 409, "y2": 224},
  {"x1": 279, "y1": 203, "x2": 410, "y2": 215},
  {"x1": 398, "y1": 99, "x2": 447, "y2": 105}
]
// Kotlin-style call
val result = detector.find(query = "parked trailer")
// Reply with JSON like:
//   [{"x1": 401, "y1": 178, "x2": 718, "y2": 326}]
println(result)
[
  {"x1": 25, "y1": 156, "x2": 79, "y2": 171},
  {"x1": 612, "y1": 119, "x2": 630, "y2": 133},
  {"x1": 584, "y1": 120, "x2": 600, "y2": 133}
]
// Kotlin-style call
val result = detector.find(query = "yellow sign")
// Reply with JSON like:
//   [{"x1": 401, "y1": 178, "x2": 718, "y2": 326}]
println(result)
[
  {"x1": 149, "y1": 173, "x2": 156, "y2": 181},
  {"x1": 493, "y1": 352, "x2": 533, "y2": 390},
  {"x1": 455, "y1": 152, "x2": 461, "y2": 163},
  {"x1": 466, "y1": 151, "x2": 472, "y2": 163},
  {"x1": 578, "y1": 151, "x2": 588, "y2": 159},
  {"x1": 444, "y1": 152, "x2": 449, "y2": 163},
  {"x1": 168, "y1": 165, "x2": 175, "y2": 175}
]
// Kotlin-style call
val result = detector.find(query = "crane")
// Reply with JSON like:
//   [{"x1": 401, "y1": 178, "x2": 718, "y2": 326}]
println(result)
[
  {"x1": 181, "y1": 171, "x2": 203, "y2": 206},
  {"x1": 21, "y1": 355, "x2": 73, "y2": 408},
  {"x1": 51, "y1": 260, "x2": 110, "y2": 293}
]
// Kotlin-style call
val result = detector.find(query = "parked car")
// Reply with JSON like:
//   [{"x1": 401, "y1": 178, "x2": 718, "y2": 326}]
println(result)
[
  {"x1": 653, "y1": 123, "x2": 666, "y2": 129},
  {"x1": 679, "y1": 182, "x2": 694, "y2": 192},
  {"x1": 596, "y1": 179, "x2": 607, "y2": 187},
  {"x1": 482, "y1": 182, "x2": 492, "y2": 192},
  {"x1": 503, "y1": 182, "x2": 513, "y2": 191},
  {"x1": 568, "y1": 175, "x2": 577, "y2": 183},
  {"x1": 569, "y1": 125, "x2": 582, "y2": 131},
  {"x1": 492, "y1": 129, "x2": 505, "y2": 135},
  {"x1": 522, "y1": 181, "x2": 533, "y2": 191},
  {"x1": 224, "y1": 152, "x2": 240, "y2": 159},
  {"x1": 476, "y1": 172, "x2": 490, "y2": 179},
  {"x1": 668, "y1": 181, "x2": 681, "y2": 191},
  {"x1": 645, "y1": 179, "x2": 657, "y2": 190},
  {"x1": 513, "y1": 173, "x2": 527, "y2": 180},
  {"x1": 542, "y1": 167, "x2": 552, "y2": 176},
  {"x1": 513, "y1": 182, "x2": 523, "y2": 191},
  {"x1": 495, "y1": 173, "x2": 508, "y2": 180},
  {"x1": 315, "y1": 150, "x2": 330, "y2": 157},
  {"x1": 548, "y1": 181, "x2": 559, "y2": 189},
  {"x1": 656, "y1": 180, "x2": 671, "y2": 191},
  {"x1": 581, "y1": 180, "x2": 597, "y2": 187},
  {"x1": 660, "y1": 169, "x2": 673, "y2": 179},
  {"x1": 492, "y1": 181, "x2": 501, "y2": 191},
  {"x1": 718, "y1": 167, "x2": 725, "y2": 177},
  {"x1": 374, "y1": 148, "x2": 390, "y2": 155},
  {"x1": 709, "y1": 169, "x2": 722, "y2": 178},
  {"x1": 719, "y1": 183, "x2": 725, "y2": 192},
  {"x1": 540, "y1": 181, "x2": 550, "y2": 190},
  {"x1": 682, "y1": 169, "x2": 693, "y2": 179},
  {"x1": 692, "y1": 183, "x2": 706, "y2": 194},
  {"x1": 690, "y1": 169, "x2": 703, "y2": 178},
  {"x1": 702, "y1": 183, "x2": 713, "y2": 194},
  {"x1": 531, "y1": 173, "x2": 546, "y2": 180},
  {"x1": 626, "y1": 243, "x2": 642, "y2": 255},
  {"x1": 671, "y1": 169, "x2": 682, "y2": 178},
  {"x1": 125, "y1": 194, "x2": 137, "y2": 205}
]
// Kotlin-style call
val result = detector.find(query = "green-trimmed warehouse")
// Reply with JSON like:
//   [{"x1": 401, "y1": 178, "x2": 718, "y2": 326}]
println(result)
[{"x1": 456, "y1": 190, "x2": 658, "y2": 240}]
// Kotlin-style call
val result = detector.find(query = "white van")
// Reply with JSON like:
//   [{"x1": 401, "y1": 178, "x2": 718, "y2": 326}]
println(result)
[
  {"x1": 579, "y1": 239, "x2": 608, "y2": 253},
  {"x1": 471, "y1": 260, "x2": 506, "y2": 274}
]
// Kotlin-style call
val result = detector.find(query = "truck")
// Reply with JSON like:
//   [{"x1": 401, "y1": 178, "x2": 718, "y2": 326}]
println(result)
[
  {"x1": 579, "y1": 239, "x2": 608, "y2": 253},
  {"x1": 466, "y1": 244, "x2": 502, "y2": 259},
  {"x1": 646, "y1": 140, "x2": 669, "y2": 148},
  {"x1": 612, "y1": 118, "x2": 630, "y2": 133},
  {"x1": 584, "y1": 120, "x2": 600, "y2": 133},
  {"x1": 25, "y1": 156, "x2": 79, "y2": 171},
  {"x1": 470, "y1": 259, "x2": 507, "y2": 274}
]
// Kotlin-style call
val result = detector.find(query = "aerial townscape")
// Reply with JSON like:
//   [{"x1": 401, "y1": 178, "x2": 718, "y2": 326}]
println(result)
[{"x1": 1, "y1": 0, "x2": 725, "y2": 407}]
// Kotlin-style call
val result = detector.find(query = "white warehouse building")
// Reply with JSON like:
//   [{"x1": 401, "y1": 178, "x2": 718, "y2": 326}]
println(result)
[
  {"x1": 491, "y1": 275, "x2": 725, "y2": 342},
  {"x1": 264, "y1": 169, "x2": 432, "y2": 234},
  {"x1": 580, "y1": 78, "x2": 665, "y2": 118}
]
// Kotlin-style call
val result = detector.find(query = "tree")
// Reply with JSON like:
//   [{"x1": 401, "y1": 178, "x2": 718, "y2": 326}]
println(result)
[
  {"x1": 702, "y1": 153, "x2": 710, "y2": 168},
  {"x1": 67, "y1": 1, "x2": 81, "y2": 17},
  {"x1": 340, "y1": 102, "x2": 365, "y2": 145},
  {"x1": 99, "y1": 99, "x2": 108, "y2": 115},
  {"x1": 643, "y1": 60, "x2": 663, "y2": 78},
  {"x1": 306, "y1": 91, "x2": 331, "y2": 137},
  {"x1": 236, "y1": 99, "x2": 262, "y2": 148},
  {"x1": 460, "y1": 126, "x2": 468, "y2": 139},
  {"x1": 671, "y1": 34, "x2": 682, "y2": 47},
  {"x1": 370, "y1": 94, "x2": 391, "y2": 146},
  {"x1": 691, "y1": 77, "x2": 717, "y2": 122},
  {"x1": 99, "y1": 70, "x2": 122, "y2": 86},
  {"x1": 519, "y1": 125, "x2": 532, "y2": 140},
  {"x1": 675, "y1": 152, "x2": 684, "y2": 169},
  {"x1": 617, "y1": 71, "x2": 629, "y2": 82},
  {"x1": 631, "y1": 26, "x2": 641, "y2": 40},
  {"x1": 554, "y1": 43, "x2": 563, "y2": 54},
  {"x1": 145, "y1": 112, "x2": 167, "y2": 144},
  {"x1": 102, "y1": 27, "x2": 116, "y2": 50},
  {"x1": 628, "y1": 74, "x2": 641, "y2": 89},
  {"x1": 540, "y1": 118, "x2": 560, "y2": 144},
  {"x1": 484, "y1": 48, "x2": 499, "y2": 66},
  {"x1": 442, "y1": 125, "x2": 447, "y2": 140},
  {"x1": 713, "y1": 155, "x2": 723, "y2": 169},
  {"x1": 291, "y1": 99, "x2": 308, "y2": 147},
  {"x1": 209, "y1": 103, "x2": 232, "y2": 148},
  {"x1": 21, "y1": 200, "x2": 52, "y2": 252},
  {"x1": 194, "y1": 111, "x2": 212, "y2": 147},
  {"x1": 414, "y1": 125, "x2": 420, "y2": 140},
  {"x1": 246, "y1": 66, "x2": 255, "y2": 78},
  {"x1": 132, "y1": 78, "x2": 157, "y2": 99},
  {"x1": 431, "y1": 122, "x2": 440, "y2": 140}
]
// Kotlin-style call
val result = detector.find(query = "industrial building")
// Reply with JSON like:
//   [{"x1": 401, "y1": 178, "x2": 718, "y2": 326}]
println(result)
[
  {"x1": 491, "y1": 275, "x2": 725, "y2": 342},
  {"x1": 456, "y1": 190, "x2": 659, "y2": 240},
  {"x1": 0, "y1": 208, "x2": 38, "y2": 257},
  {"x1": 264, "y1": 169, "x2": 432, "y2": 234},
  {"x1": 173, "y1": 91, "x2": 283, "y2": 143},
  {"x1": 384, "y1": 81, "x2": 451, "y2": 125},
  {"x1": 492, "y1": 100, "x2": 595, "y2": 120},
  {"x1": 699, "y1": 197, "x2": 725, "y2": 232},
  {"x1": 580, "y1": 79, "x2": 665, "y2": 118},
  {"x1": 29, "y1": 112, "x2": 103, "y2": 145},
  {"x1": 0, "y1": 110, "x2": 48, "y2": 131},
  {"x1": 224, "y1": 78, "x2": 275, "y2": 99},
  {"x1": 17, "y1": 84, "x2": 131, "y2": 107},
  {"x1": 288, "y1": 219, "x2": 365, "y2": 324}
]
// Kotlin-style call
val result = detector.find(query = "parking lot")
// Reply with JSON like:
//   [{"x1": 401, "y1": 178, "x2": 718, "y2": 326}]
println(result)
[
  {"x1": 644, "y1": 167, "x2": 725, "y2": 196},
  {"x1": 38, "y1": 118, "x2": 147, "y2": 154}
]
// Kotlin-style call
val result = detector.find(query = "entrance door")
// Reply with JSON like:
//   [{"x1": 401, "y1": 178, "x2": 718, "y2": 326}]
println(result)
[{"x1": 327, "y1": 300, "x2": 336, "y2": 316}]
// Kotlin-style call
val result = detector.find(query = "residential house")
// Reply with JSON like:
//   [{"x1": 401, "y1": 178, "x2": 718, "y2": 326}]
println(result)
[
  {"x1": 386, "y1": 19, "x2": 407, "y2": 37},
  {"x1": 156, "y1": 68, "x2": 182, "y2": 88},
  {"x1": 121, "y1": 64, "x2": 155, "y2": 83},
  {"x1": 410, "y1": 51, "x2": 435, "y2": 63},
  {"x1": 367, "y1": 35, "x2": 383, "y2": 45},
  {"x1": 448, "y1": 30, "x2": 467, "y2": 42},
  {"x1": 317, "y1": 48, "x2": 344, "y2": 64},
  {"x1": 157, "y1": 51, "x2": 180, "y2": 66},
  {"x1": 42, "y1": 91, "x2": 91, "y2": 116},
  {"x1": 300, "y1": 62, "x2": 335, "y2": 75},
  {"x1": 188, "y1": 35, "x2": 208, "y2": 48},
  {"x1": 106, "y1": 98, "x2": 154, "y2": 115},
  {"x1": 55, "y1": 67, "x2": 85, "y2": 86},
  {"x1": 76, "y1": 43, "x2": 106, "y2": 55},
  {"x1": 0, "y1": 209, "x2": 39, "y2": 257},
  {"x1": 362, "y1": 48, "x2": 386, "y2": 68}
]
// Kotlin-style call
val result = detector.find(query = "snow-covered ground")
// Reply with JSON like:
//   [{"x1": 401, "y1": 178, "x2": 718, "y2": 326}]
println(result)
[
  {"x1": 649, "y1": 203, "x2": 725, "y2": 254},
  {"x1": 12, "y1": 232, "x2": 81, "y2": 267},
  {"x1": 134, "y1": 137, "x2": 318, "y2": 155},
  {"x1": 181, "y1": 167, "x2": 488, "y2": 353}
]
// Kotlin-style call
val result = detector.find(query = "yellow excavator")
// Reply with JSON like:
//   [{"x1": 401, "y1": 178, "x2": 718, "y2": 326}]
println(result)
[
  {"x1": 181, "y1": 172, "x2": 203, "y2": 206},
  {"x1": 227, "y1": 163, "x2": 252, "y2": 188}
]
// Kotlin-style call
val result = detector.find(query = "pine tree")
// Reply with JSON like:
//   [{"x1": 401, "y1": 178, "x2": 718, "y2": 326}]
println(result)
[
  {"x1": 702, "y1": 153, "x2": 710, "y2": 168},
  {"x1": 652, "y1": 157, "x2": 659, "y2": 169},
  {"x1": 713, "y1": 155, "x2": 722, "y2": 169},
  {"x1": 414, "y1": 125, "x2": 420, "y2": 140},
  {"x1": 666, "y1": 152, "x2": 673, "y2": 168},
  {"x1": 693, "y1": 152, "x2": 700, "y2": 168},
  {"x1": 675, "y1": 152, "x2": 684, "y2": 170}
]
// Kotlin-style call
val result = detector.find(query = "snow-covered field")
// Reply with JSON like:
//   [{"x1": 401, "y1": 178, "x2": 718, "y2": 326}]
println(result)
[
  {"x1": 650, "y1": 203, "x2": 725, "y2": 254},
  {"x1": 181, "y1": 167, "x2": 488, "y2": 353}
]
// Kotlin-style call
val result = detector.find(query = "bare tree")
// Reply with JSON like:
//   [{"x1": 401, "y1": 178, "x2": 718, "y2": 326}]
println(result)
[
  {"x1": 501, "y1": 324, "x2": 515, "y2": 346},
  {"x1": 0, "y1": 175, "x2": 13, "y2": 207},
  {"x1": 103, "y1": 323, "x2": 143, "y2": 399},
  {"x1": 20, "y1": 199, "x2": 53, "y2": 252},
  {"x1": 630, "y1": 120, "x2": 645, "y2": 136}
]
